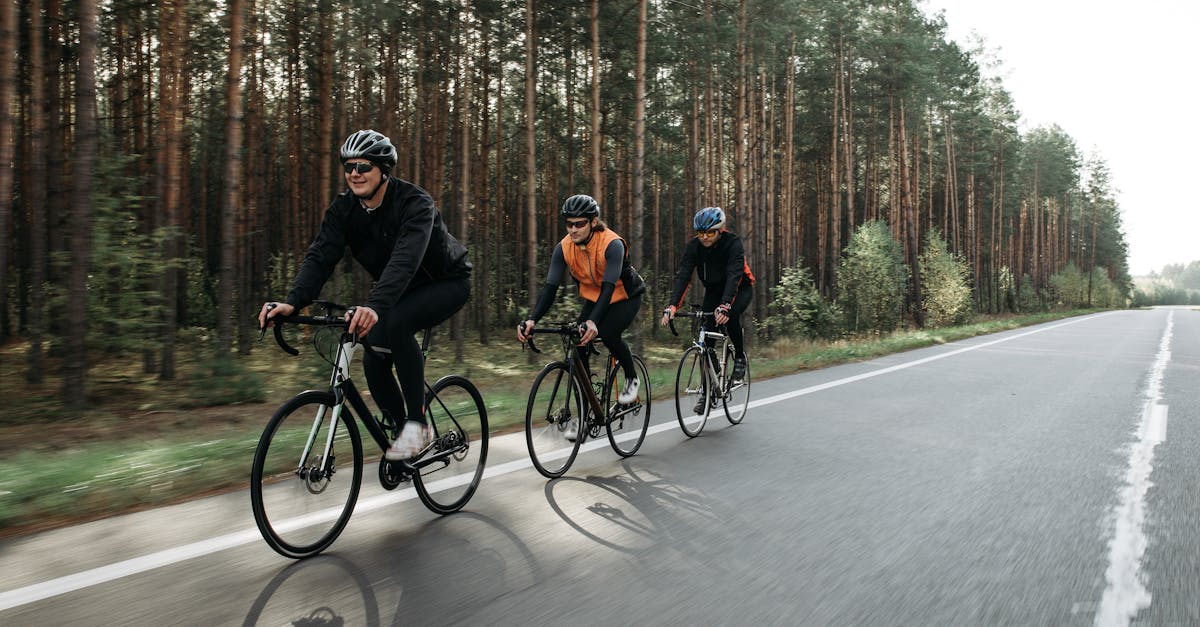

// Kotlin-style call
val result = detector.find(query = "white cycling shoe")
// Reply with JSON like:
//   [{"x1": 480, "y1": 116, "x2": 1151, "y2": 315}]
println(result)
[
  {"x1": 617, "y1": 377, "x2": 640, "y2": 404},
  {"x1": 385, "y1": 421, "x2": 431, "y2": 460}
]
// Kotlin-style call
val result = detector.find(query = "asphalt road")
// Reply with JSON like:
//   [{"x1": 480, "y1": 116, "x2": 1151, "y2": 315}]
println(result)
[{"x1": 2, "y1": 307, "x2": 1197, "y2": 626}]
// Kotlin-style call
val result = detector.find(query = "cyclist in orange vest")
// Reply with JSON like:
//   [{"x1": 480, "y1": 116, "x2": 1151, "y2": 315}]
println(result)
[
  {"x1": 661, "y1": 207, "x2": 754, "y2": 389},
  {"x1": 517, "y1": 195, "x2": 646, "y2": 436}
]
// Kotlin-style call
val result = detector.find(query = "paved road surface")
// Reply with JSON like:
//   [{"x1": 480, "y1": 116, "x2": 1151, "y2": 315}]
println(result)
[{"x1": 2, "y1": 308, "x2": 1197, "y2": 625}]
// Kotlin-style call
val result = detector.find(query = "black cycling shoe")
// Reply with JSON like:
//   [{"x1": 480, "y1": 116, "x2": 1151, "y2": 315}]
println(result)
[{"x1": 731, "y1": 358, "x2": 747, "y2": 381}]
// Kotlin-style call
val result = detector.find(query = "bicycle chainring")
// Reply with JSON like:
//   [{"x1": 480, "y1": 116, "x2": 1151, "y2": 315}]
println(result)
[{"x1": 378, "y1": 458, "x2": 410, "y2": 490}]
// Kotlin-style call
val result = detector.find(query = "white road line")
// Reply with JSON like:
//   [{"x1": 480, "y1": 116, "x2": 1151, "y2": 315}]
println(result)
[
  {"x1": 745, "y1": 313, "x2": 1104, "y2": 409},
  {"x1": 1096, "y1": 311, "x2": 1173, "y2": 626},
  {"x1": 0, "y1": 312, "x2": 1111, "y2": 612}
]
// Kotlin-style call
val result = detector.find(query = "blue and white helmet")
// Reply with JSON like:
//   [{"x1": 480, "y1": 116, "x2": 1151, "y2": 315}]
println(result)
[{"x1": 693, "y1": 207, "x2": 726, "y2": 231}]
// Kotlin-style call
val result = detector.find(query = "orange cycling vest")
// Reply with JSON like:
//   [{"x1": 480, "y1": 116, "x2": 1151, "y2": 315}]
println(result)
[{"x1": 560, "y1": 228, "x2": 632, "y2": 304}]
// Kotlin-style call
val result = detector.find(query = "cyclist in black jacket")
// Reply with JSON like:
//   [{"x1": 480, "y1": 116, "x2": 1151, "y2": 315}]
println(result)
[
  {"x1": 259, "y1": 129, "x2": 472, "y2": 460},
  {"x1": 660, "y1": 207, "x2": 754, "y2": 383}
]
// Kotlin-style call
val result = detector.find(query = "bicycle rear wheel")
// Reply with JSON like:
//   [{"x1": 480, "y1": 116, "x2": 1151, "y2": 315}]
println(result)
[
  {"x1": 413, "y1": 375, "x2": 489, "y2": 514},
  {"x1": 721, "y1": 342, "x2": 750, "y2": 425},
  {"x1": 251, "y1": 390, "x2": 363, "y2": 559},
  {"x1": 604, "y1": 355, "x2": 651, "y2": 456},
  {"x1": 674, "y1": 346, "x2": 710, "y2": 437},
  {"x1": 604, "y1": 350, "x2": 652, "y2": 454},
  {"x1": 525, "y1": 362, "x2": 585, "y2": 478}
]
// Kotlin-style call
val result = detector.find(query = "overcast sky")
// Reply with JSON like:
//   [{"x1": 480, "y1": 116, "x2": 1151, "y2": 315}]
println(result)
[{"x1": 920, "y1": 0, "x2": 1200, "y2": 276}]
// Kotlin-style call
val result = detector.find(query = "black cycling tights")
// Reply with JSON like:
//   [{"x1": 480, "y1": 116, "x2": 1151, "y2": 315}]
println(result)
[
  {"x1": 702, "y1": 283, "x2": 752, "y2": 360},
  {"x1": 578, "y1": 293, "x2": 642, "y2": 381},
  {"x1": 362, "y1": 278, "x2": 470, "y2": 425}
]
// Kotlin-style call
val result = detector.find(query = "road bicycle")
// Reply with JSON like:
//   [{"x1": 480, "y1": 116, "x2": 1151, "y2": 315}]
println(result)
[
  {"x1": 520, "y1": 321, "x2": 651, "y2": 478},
  {"x1": 668, "y1": 310, "x2": 750, "y2": 437},
  {"x1": 250, "y1": 300, "x2": 488, "y2": 558}
]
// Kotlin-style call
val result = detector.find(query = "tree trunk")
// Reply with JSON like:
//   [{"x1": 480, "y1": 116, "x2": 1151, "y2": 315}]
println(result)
[
  {"x1": 315, "y1": 0, "x2": 334, "y2": 218},
  {"x1": 732, "y1": 0, "x2": 748, "y2": 260},
  {"x1": 783, "y1": 45, "x2": 795, "y2": 266},
  {"x1": 899, "y1": 102, "x2": 923, "y2": 327},
  {"x1": 0, "y1": 0, "x2": 16, "y2": 342},
  {"x1": 476, "y1": 19, "x2": 492, "y2": 345},
  {"x1": 285, "y1": 0, "x2": 302, "y2": 258},
  {"x1": 454, "y1": 0, "x2": 470, "y2": 362},
  {"x1": 829, "y1": 36, "x2": 842, "y2": 288},
  {"x1": 523, "y1": 0, "x2": 538, "y2": 328},
  {"x1": 1088, "y1": 189, "x2": 1098, "y2": 305},
  {"x1": 631, "y1": 0, "x2": 646, "y2": 290},
  {"x1": 45, "y1": 0, "x2": 67, "y2": 297},
  {"x1": 63, "y1": 0, "x2": 99, "y2": 410},
  {"x1": 218, "y1": 0, "x2": 244, "y2": 356},
  {"x1": 590, "y1": 0, "x2": 602, "y2": 199},
  {"x1": 26, "y1": 0, "x2": 47, "y2": 383},
  {"x1": 158, "y1": 0, "x2": 187, "y2": 380},
  {"x1": 239, "y1": 0, "x2": 262, "y2": 354}
]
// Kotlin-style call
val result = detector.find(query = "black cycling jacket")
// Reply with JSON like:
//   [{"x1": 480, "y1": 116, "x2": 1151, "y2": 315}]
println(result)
[
  {"x1": 285, "y1": 177, "x2": 471, "y2": 315},
  {"x1": 666, "y1": 230, "x2": 753, "y2": 309}
]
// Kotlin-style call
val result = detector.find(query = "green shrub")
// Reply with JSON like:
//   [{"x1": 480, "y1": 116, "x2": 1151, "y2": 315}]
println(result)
[
  {"x1": 1017, "y1": 274, "x2": 1042, "y2": 312},
  {"x1": 766, "y1": 261, "x2": 842, "y2": 339},
  {"x1": 919, "y1": 229, "x2": 973, "y2": 327},
  {"x1": 1049, "y1": 262, "x2": 1087, "y2": 307},
  {"x1": 837, "y1": 220, "x2": 908, "y2": 332}
]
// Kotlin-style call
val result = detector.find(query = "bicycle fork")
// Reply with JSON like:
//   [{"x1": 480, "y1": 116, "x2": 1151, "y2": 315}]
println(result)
[
  {"x1": 295, "y1": 339, "x2": 362, "y2": 487},
  {"x1": 296, "y1": 396, "x2": 345, "y2": 492}
]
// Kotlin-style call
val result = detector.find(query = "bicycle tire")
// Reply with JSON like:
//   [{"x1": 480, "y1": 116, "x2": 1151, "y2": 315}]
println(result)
[
  {"x1": 604, "y1": 354, "x2": 651, "y2": 457},
  {"x1": 251, "y1": 390, "x2": 363, "y2": 559},
  {"x1": 413, "y1": 375, "x2": 489, "y2": 514},
  {"x1": 674, "y1": 346, "x2": 710, "y2": 437},
  {"x1": 525, "y1": 362, "x2": 585, "y2": 478},
  {"x1": 721, "y1": 342, "x2": 750, "y2": 425}
]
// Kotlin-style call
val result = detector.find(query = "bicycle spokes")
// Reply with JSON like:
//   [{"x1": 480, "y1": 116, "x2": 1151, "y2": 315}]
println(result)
[
  {"x1": 526, "y1": 363, "x2": 585, "y2": 478},
  {"x1": 412, "y1": 375, "x2": 489, "y2": 514},
  {"x1": 251, "y1": 391, "x2": 363, "y2": 559}
]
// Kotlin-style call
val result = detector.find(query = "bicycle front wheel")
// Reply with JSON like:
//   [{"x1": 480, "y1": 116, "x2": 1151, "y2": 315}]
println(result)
[
  {"x1": 413, "y1": 375, "x2": 489, "y2": 515},
  {"x1": 722, "y1": 343, "x2": 750, "y2": 425},
  {"x1": 525, "y1": 362, "x2": 585, "y2": 478},
  {"x1": 604, "y1": 355, "x2": 651, "y2": 457},
  {"x1": 251, "y1": 390, "x2": 363, "y2": 559},
  {"x1": 674, "y1": 346, "x2": 710, "y2": 438}
]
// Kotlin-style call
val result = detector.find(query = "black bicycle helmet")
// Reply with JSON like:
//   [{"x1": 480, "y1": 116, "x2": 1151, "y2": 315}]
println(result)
[
  {"x1": 693, "y1": 206, "x2": 726, "y2": 230},
  {"x1": 340, "y1": 129, "x2": 398, "y2": 170},
  {"x1": 561, "y1": 194, "x2": 600, "y2": 218}
]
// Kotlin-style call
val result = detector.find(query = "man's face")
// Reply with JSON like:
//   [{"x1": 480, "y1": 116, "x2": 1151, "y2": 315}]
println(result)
[
  {"x1": 566, "y1": 217, "x2": 594, "y2": 244},
  {"x1": 343, "y1": 159, "x2": 381, "y2": 197},
  {"x1": 696, "y1": 228, "x2": 719, "y2": 248}
]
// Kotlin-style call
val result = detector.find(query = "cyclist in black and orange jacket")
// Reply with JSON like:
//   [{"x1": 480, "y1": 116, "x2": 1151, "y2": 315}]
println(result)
[
  {"x1": 660, "y1": 207, "x2": 754, "y2": 382},
  {"x1": 517, "y1": 195, "x2": 646, "y2": 438}
]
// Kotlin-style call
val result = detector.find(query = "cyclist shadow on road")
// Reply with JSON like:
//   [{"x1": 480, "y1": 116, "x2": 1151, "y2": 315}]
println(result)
[
  {"x1": 542, "y1": 457, "x2": 742, "y2": 564},
  {"x1": 242, "y1": 511, "x2": 540, "y2": 627}
]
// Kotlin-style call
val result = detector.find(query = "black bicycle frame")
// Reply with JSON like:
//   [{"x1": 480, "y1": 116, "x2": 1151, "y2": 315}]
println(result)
[{"x1": 273, "y1": 317, "x2": 455, "y2": 473}]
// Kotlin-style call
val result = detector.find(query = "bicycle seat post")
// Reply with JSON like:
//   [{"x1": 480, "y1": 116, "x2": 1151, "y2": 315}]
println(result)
[{"x1": 419, "y1": 327, "x2": 434, "y2": 362}]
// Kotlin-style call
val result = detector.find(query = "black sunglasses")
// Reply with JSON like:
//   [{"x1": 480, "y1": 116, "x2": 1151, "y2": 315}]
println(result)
[
  {"x1": 566, "y1": 219, "x2": 590, "y2": 229},
  {"x1": 342, "y1": 162, "x2": 375, "y2": 175}
]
